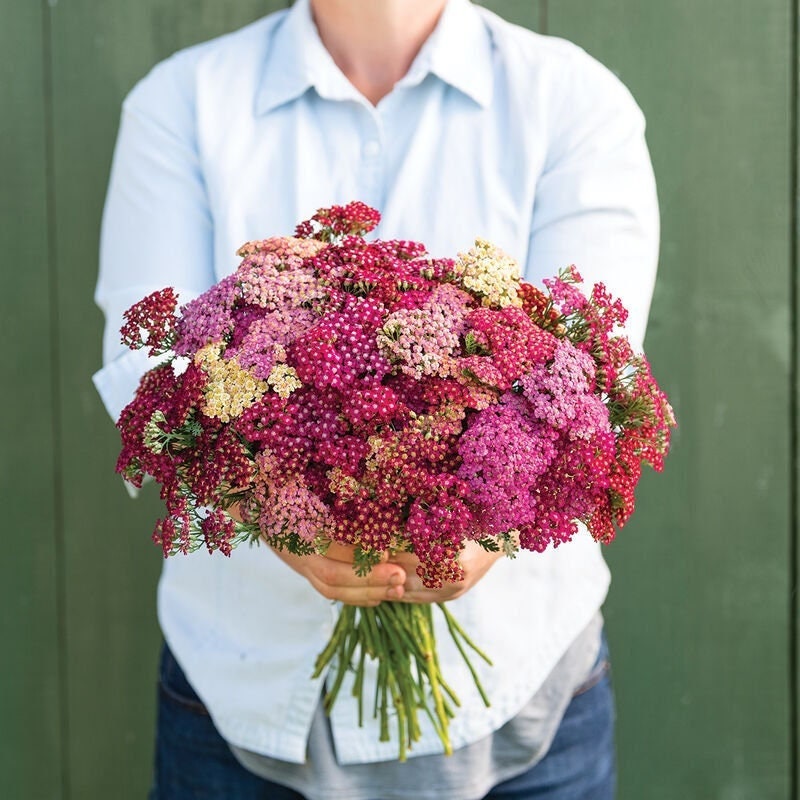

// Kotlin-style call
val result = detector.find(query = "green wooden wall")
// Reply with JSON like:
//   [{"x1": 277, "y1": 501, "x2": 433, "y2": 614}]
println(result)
[{"x1": 0, "y1": 1, "x2": 793, "y2": 797}]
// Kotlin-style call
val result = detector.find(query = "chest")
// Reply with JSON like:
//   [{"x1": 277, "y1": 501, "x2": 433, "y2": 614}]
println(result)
[{"x1": 197, "y1": 81, "x2": 547, "y2": 280}]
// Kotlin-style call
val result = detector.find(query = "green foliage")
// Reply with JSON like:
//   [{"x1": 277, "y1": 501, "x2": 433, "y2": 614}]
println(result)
[
  {"x1": 463, "y1": 330, "x2": 490, "y2": 356},
  {"x1": 353, "y1": 546, "x2": 384, "y2": 577}
]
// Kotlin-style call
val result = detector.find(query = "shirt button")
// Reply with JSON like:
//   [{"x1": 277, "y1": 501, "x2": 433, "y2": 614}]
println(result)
[{"x1": 362, "y1": 140, "x2": 381, "y2": 158}]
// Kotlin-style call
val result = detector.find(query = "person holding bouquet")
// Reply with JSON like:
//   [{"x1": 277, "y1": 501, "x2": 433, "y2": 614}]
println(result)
[{"x1": 94, "y1": 0, "x2": 660, "y2": 797}]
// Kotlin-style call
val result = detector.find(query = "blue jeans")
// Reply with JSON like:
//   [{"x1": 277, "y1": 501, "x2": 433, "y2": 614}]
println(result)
[{"x1": 150, "y1": 636, "x2": 615, "y2": 800}]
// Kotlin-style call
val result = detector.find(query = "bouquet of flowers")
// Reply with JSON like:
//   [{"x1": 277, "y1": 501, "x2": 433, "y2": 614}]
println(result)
[{"x1": 116, "y1": 201, "x2": 674, "y2": 759}]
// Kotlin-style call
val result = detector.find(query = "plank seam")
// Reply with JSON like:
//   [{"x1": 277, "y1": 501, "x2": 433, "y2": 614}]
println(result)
[
  {"x1": 41, "y1": 1, "x2": 70, "y2": 797},
  {"x1": 791, "y1": 0, "x2": 799, "y2": 796}
]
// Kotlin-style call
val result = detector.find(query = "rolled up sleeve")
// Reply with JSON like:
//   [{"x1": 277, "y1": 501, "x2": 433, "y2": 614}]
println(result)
[
  {"x1": 526, "y1": 53, "x2": 660, "y2": 351},
  {"x1": 93, "y1": 55, "x2": 215, "y2": 420}
]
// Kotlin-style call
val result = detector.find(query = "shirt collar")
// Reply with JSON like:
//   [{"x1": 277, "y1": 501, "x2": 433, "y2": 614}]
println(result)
[
  {"x1": 255, "y1": 0, "x2": 493, "y2": 115},
  {"x1": 399, "y1": 0, "x2": 493, "y2": 107}
]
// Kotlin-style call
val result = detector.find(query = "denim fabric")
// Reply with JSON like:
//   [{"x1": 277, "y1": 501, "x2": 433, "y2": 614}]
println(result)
[
  {"x1": 149, "y1": 637, "x2": 615, "y2": 800},
  {"x1": 149, "y1": 644, "x2": 295, "y2": 800},
  {"x1": 485, "y1": 635, "x2": 615, "y2": 800}
]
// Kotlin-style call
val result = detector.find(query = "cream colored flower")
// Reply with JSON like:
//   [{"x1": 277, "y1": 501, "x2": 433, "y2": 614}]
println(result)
[
  {"x1": 455, "y1": 238, "x2": 523, "y2": 308},
  {"x1": 267, "y1": 363, "x2": 302, "y2": 399},
  {"x1": 195, "y1": 344, "x2": 268, "y2": 422}
]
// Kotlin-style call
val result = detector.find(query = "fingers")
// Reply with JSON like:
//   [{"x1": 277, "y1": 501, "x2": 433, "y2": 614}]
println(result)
[
  {"x1": 401, "y1": 581, "x2": 466, "y2": 605},
  {"x1": 387, "y1": 552, "x2": 461, "y2": 603},
  {"x1": 270, "y1": 538, "x2": 503, "y2": 606},
  {"x1": 309, "y1": 560, "x2": 406, "y2": 606},
  {"x1": 390, "y1": 541, "x2": 505, "y2": 604},
  {"x1": 272, "y1": 547, "x2": 406, "y2": 607}
]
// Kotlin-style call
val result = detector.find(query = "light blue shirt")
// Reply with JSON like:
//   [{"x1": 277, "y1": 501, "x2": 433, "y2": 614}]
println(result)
[{"x1": 94, "y1": 0, "x2": 658, "y2": 774}]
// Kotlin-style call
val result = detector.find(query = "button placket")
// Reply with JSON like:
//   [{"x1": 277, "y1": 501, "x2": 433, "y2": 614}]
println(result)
[{"x1": 358, "y1": 113, "x2": 385, "y2": 209}]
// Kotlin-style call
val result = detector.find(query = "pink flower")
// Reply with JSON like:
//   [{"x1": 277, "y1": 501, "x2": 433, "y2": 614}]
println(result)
[
  {"x1": 173, "y1": 274, "x2": 239, "y2": 356},
  {"x1": 116, "y1": 202, "x2": 674, "y2": 568}
]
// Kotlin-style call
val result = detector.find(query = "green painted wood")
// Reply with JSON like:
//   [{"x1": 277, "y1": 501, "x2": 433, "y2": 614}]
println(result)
[
  {"x1": 478, "y1": 0, "x2": 545, "y2": 31},
  {"x1": 5, "y1": 0, "x2": 791, "y2": 796},
  {"x1": 794, "y1": 2, "x2": 800, "y2": 794},
  {"x1": 0, "y1": 1, "x2": 64, "y2": 797},
  {"x1": 546, "y1": 2, "x2": 793, "y2": 798},
  {"x1": 44, "y1": 2, "x2": 285, "y2": 796}
]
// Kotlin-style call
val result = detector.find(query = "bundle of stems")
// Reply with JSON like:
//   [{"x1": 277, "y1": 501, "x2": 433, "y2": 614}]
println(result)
[{"x1": 313, "y1": 602, "x2": 492, "y2": 761}]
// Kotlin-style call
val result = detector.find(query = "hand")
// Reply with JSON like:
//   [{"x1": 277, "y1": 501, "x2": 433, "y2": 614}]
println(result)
[
  {"x1": 270, "y1": 542, "x2": 408, "y2": 607},
  {"x1": 228, "y1": 500, "x2": 499, "y2": 605},
  {"x1": 226, "y1": 502, "x2": 408, "y2": 606},
  {"x1": 388, "y1": 540, "x2": 504, "y2": 604}
]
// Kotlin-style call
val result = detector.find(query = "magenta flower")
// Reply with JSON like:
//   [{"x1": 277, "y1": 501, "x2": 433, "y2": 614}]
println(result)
[{"x1": 115, "y1": 201, "x2": 674, "y2": 574}]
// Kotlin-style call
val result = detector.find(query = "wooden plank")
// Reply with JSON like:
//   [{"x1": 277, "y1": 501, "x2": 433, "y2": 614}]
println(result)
[
  {"x1": 44, "y1": 2, "x2": 285, "y2": 796},
  {"x1": 546, "y1": 2, "x2": 792, "y2": 798},
  {"x1": 478, "y1": 0, "x2": 545, "y2": 31},
  {"x1": 0, "y1": 0, "x2": 64, "y2": 797},
  {"x1": 40, "y1": 0, "x2": 795, "y2": 796},
  {"x1": 794, "y1": 1, "x2": 800, "y2": 793}
]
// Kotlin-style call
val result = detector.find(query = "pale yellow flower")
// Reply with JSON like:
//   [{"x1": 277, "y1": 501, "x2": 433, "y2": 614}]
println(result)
[
  {"x1": 267, "y1": 363, "x2": 302, "y2": 399},
  {"x1": 195, "y1": 344, "x2": 268, "y2": 422},
  {"x1": 455, "y1": 238, "x2": 523, "y2": 308}
]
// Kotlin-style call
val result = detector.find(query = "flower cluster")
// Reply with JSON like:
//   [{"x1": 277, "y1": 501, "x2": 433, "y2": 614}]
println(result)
[
  {"x1": 295, "y1": 201, "x2": 382, "y2": 241},
  {"x1": 455, "y1": 238, "x2": 522, "y2": 308},
  {"x1": 120, "y1": 287, "x2": 178, "y2": 356},
  {"x1": 116, "y1": 203, "x2": 674, "y2": 583}
]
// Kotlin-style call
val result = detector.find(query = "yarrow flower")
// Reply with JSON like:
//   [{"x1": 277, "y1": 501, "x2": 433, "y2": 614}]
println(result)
[
  {"x1": 237, "y1": 234, "x2": 326, "y2": 262},
  {"x1": 116, "y1": 202, "x2": 674, "y2": 576},
  {"x1": 173, "y1": 274, "x2": 239, "y2": 357},
  {"x1": 520, "y1": 338, "x2": 610, "y2": 440},
  {"x1": 255, "y1": 467, "x2": 334, "y2": 545},
  {"x1": 236, "y1": 248, "x2": 324, "y2": 310},
  {"x1": 455, "y1": 238, "x2": 523, "y2": 308},
  {"x1": 377, "y1": 288, "x2": 467, "y2": 379},
  {"x1": 195, "y1": 344, "x2": 268, "y2": 422},
  {"x1": 114, "y1": 202, "x2": 675, "y2": 761},
  {"x1": 295, "y1": 201, "x2": 381, "y2": 241},
  {"x1": 120, "y1": 287, "x2": 178, "y2": 356},
  {"x1": 267, "y1": 363, "x2": 302, "y2": 398}
]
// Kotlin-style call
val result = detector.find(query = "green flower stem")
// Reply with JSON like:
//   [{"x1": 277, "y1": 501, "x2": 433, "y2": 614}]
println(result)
[
  {"x1": 318, "y1": 607, "x2": 359, "y2": 714},
  {"x1": 377, "y1": 606, "x2": 437, "y2": 729},
  {"x1": 376, "y1": 604, "x2": 424, "y2": 659},
  {"x1": 353, "y1": 644, "x2": 367, "y2": 728},
  {"x1": 379, "y1": 667, "x2": 390, "y2": 742},
  {"x1": 386, "y1": 669, "x2": 408, "y2": 762},
  {"x1": 312, "y1": 601, "x2": 492, "y2": 760},
  {"x1": 414, "y1": 606, "x2": 452, "y2": 755},
  {"x1": 439, "y1": 604, "x2": 494, "y2": 665},
  {"x1": 390, "y1": 635, "x2": 422, "y2": 745},
  {"x1": 443, "y1": 615, "x2": 491, "y2": 709},
  {"x1": 378, "y1": 606, "x2": 422, "y2": 754},
  {"x1": 312, "y1": 607, "x2": 350, "y2": 678},
  {"x1": 422, "y1": 604, "x2": 461, "y2": 709}
]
